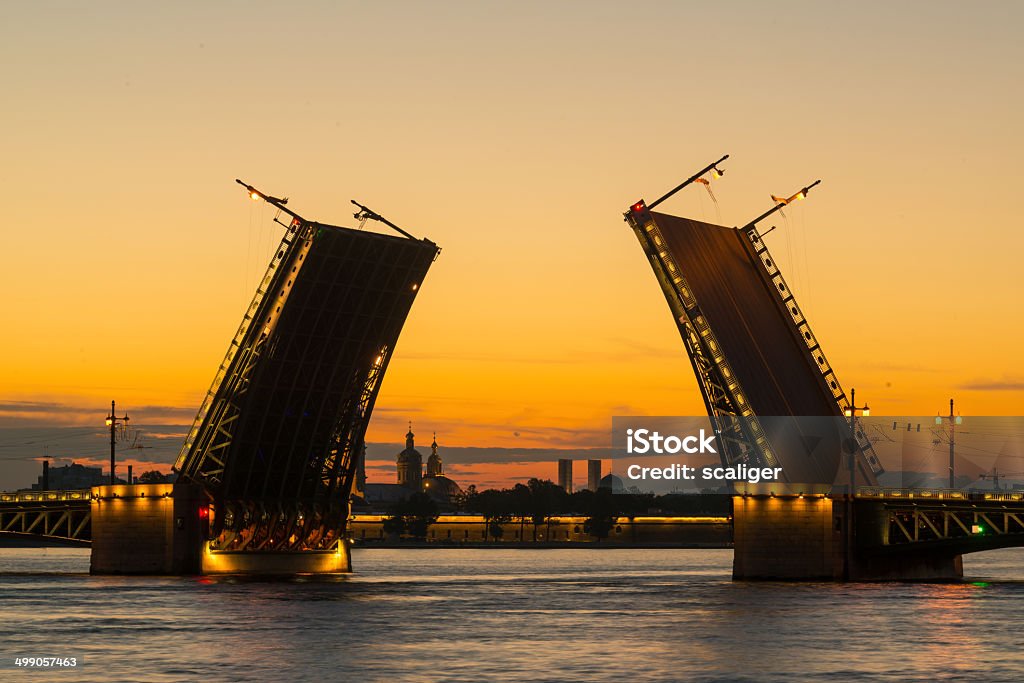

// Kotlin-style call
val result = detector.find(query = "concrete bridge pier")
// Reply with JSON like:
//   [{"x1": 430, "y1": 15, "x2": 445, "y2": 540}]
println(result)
[
  {"x1": 732, "y1": 485, "x2": 963, "y2": 581},
  {"x1": 90, "y1": 482, "x2": 208, "y2": 575},
  {"x1": 90, "y1": 483, "x2": 351, "y2": 575}
]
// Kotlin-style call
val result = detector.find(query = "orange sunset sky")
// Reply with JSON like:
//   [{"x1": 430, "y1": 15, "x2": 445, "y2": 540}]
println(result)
[{"x1": 1, "y1": 3, "x2": 1022, "y2": 487}]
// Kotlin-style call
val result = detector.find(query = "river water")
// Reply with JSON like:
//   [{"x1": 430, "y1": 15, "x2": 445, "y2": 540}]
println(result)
[{"x1": 1, "y1": 547, "x2": 1023, "y2": 682}]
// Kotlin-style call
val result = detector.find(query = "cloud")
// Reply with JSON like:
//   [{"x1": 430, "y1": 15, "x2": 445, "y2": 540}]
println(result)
[
  {"x1": 958, "y1": 378, "x2": 1024, "y2": 391},
  {"x1": 0, "y1": 401, "x2": 76, "y2": 414},
  {"x1": 365, "y1": 441, "x2": 617, "y2": 465},
  {"x1": 0, "y1": 400, "x2": 198, "y2": 427}
]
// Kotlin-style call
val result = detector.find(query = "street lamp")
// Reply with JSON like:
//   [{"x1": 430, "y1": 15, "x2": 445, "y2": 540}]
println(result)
[
  {"x1": 842, "y1": 388, "x2": 869, "y2": 580},
  {"x1": 105, "y1": 400, "x2": 130, "y2": 485},
  {"x1": 844, "y1": 387, "x2": 870, "y2": 496},
  {"x1": 935, "y1": 398, "x2": 962, "y2": 489}
]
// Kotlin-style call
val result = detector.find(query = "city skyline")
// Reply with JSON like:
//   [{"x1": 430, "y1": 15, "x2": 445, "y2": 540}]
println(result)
[{"x1": 2, "y1": 2, "x2": 1023, "y2": 488}]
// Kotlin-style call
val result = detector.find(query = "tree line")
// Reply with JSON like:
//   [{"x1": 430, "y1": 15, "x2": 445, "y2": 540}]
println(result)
[{"x1": 381, "y1": 478, "x2": 730, "y2": 542}]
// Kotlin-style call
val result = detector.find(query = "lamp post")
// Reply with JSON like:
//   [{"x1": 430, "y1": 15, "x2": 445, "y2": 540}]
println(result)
[
  {"x1": 105, "y1": 400, "x2": 130, "y2": 485},
  {"x1": 842, "y1": 388, "x2": 869, "y2": 580},
  {"x1": 843, "y1": 388, "x2": 870, "y2": 495},
  {"x1": 935, "y1": 398, "x2": 962, "y2": 489}
]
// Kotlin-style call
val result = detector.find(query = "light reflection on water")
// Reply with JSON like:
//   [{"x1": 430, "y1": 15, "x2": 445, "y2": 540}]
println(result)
[{"x1": 1, "y1": 547, "x2": 1023, "y2": 682}]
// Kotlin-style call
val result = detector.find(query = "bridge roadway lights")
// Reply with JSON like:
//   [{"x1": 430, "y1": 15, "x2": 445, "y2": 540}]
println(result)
[
  {"x1": 90, "y1": 483, "x2": 351, "y2": 575},
  {"x1": 732, "y1": 483, "x2": 963, "y2": 581}
]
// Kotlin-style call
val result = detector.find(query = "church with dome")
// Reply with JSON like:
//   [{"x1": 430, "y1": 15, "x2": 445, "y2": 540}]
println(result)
[{"x1": 358, "y1": 424, "x2": 464, "y2": 508}]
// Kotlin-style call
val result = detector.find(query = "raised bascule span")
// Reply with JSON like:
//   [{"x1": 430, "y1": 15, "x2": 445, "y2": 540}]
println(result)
[
  {"x1": 89, "y1": 181, "x2": 440, "y2": 574},
  {"x1": 623, "y1": 157, "x2": 970, "y2": 580},
  {"x1": 174, "y1": 182, "x2": 439, "y2": 556},
  {"x1": 624, "y1": 159, "x2": 883, "y2": 488}
]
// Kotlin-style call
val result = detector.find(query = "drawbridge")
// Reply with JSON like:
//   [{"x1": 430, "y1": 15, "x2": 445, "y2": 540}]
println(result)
[
  {"x1": 173, "y1": 182, "x2": 439, "y2": 555},
  {"x1": 624, "y1": 156, "x2": 883, "y2": 487}
]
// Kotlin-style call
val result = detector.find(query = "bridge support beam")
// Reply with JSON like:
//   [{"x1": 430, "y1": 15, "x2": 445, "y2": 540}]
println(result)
[{"x1": 732, "y1": 489, "x2": 963, "y2": 581}]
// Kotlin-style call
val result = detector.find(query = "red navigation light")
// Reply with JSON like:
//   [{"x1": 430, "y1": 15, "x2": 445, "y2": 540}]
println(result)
[{"x1": 628, "y1": 199, "x2": 652, "y2": 227}]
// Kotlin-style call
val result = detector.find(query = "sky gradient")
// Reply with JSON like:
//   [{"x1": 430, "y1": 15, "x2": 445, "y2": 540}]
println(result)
[{"x1": 2, "y1": 2, "x2": 1022, "y2": 488}]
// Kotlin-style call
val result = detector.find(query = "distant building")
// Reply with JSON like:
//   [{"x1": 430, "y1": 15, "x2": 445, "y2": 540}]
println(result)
[
  {"x1": 599, "y1": 473, "x2": 625, "y2": 494},
  {"x1": 588, "y1": 459, "x2": 602, "y2": 492},
  {"x1": 421, "y1": 433, "x2": 462, "y2": 502},
  {"x1": 360, "y1": 425, "x2": 463, "y2": 508},
  {"x1": 396, "y1": 425, "x2": 423, "y2": 488},
  {"x1": 558, "y1": 458, "x2": 573, "y2": 493},
  {"x1": 426, "y1": 434, "x2": 442, "y2": 477},
  {"x1": 32, "y1": 462, "x2": 105, "y2": 490}
]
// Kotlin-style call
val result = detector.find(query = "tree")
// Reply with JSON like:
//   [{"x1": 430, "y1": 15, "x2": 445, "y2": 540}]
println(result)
[
  {"x1": 474, "y1": 488, "x2": 513, "y2": 542},
  {"x1": 583, "y1": 489, "x2": 618, "y2": 542},
  {"x1": 383, "y1": 492, "x2": 439, "y2": 541},
  {"x1": 525, "y1": 478, "x2": 567, "y2": 542},
  {"x1": 137, "y1": 470, "x2": 167, "y2": 484}
]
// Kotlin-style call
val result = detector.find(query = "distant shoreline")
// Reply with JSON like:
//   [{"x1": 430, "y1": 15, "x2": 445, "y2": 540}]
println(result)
[{"x1": 351, "y1": 541, "x2": 733, "y2": 550}]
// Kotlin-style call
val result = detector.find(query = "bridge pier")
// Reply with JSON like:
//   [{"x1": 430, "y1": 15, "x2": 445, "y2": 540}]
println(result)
[
  {"x1": 90, "y1": 483, "x2": 208, "y2": 575},
  {"x1": 732, "y1": 487, "x2": 842, "y2": 580},
  {"x1": 90, "y1": 483, "x2": 351, "y2": 575},
  {"x1": 732, "y1": 487, "x2": 963, "y2": 581}
]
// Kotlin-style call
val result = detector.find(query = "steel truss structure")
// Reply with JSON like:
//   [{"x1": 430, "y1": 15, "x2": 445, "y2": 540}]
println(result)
[
  {"x1": 0, "y1": 490, "x2": 91, "y2": 543},
  {"x1": 741, "y1": 225, "x2": 884, "y2": 477},
  {"x1": 625, "y1": 208, "x2": 777, "y2": 471},
  {"x1": 880, "y1": 498, "x2": 1024, "y2": 548},
  {"x1": 625, "y1": 182, "x2": 882, "y2": 483},
  {"x1": 175, "y1": 188, "x2": 439, "y2": 551}
]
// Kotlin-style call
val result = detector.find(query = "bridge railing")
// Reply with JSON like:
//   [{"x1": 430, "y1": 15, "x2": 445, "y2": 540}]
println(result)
[
  {"x1": 858, "y1": 487, "x2": 1024, "y2": 503},
  {"x1": 0, "y1": 489, "x2": 92, "y2": 503},
  {"x1": 857, "y1": 487, "x2": 968, "y2": 500}
]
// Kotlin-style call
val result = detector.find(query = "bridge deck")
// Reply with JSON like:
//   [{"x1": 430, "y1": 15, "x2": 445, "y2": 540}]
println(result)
[{"x1": 652, "y1": 213, "x2": 846, "y2": 483}]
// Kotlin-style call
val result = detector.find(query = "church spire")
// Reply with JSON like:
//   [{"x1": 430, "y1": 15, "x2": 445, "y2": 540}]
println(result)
[
  {"x1": 426, "y1": 431, "x2": 442, "y2": 477},
  {"x1": 397, "y1": 421, "x2": 422, "y2": 488}
]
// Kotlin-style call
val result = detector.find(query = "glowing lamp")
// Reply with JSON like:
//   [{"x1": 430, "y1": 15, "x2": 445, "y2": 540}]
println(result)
[
  {"x1": 862, "y1": 407, "x2": 870, "y2": 417},
  {"x1": 105, "y1": 418, "x2": 113, "y2": 426},
  {"x1": 250, "y1": 191, "x2": 260, "y2": 201}
]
